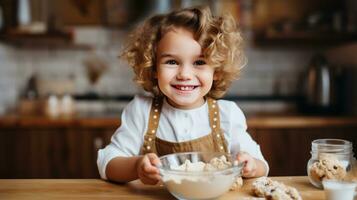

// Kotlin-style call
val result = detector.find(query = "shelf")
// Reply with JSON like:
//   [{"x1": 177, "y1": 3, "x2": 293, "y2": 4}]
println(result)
[
  {"x1": 254, "y1": 31, "x2": 357, "y2": 47},
  {"x1": 0, "y1": 30, "x2": 92, "y2": 50}
]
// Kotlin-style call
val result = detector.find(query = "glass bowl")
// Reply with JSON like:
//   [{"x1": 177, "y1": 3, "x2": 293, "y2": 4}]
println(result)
[{"x1": 158, "y1": 152, "x2": 244, "y2": 200}]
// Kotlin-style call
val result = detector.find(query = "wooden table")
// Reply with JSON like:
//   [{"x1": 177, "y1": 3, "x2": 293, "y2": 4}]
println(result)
[{"x1": 0, "y1": 176, "x2": 324, "y2": 199}]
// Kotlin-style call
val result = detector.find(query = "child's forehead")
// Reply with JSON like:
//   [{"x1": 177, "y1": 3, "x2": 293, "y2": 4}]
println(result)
[
  {"x1": 157, "y1": 28, "x2": 202, "y2": 52},
  {"x1": 158, "y1": 27, "x2": 199, "y2": 48}
]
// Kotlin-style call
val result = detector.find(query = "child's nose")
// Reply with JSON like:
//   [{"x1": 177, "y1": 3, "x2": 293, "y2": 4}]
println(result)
[{"x1": 177, "y1": 65, "x2": 193, "y2": 80}]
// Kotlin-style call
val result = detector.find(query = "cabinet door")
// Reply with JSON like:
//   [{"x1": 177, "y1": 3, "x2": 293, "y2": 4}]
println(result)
[
  {"x1": 0, "y1": 127, "x2": 115, "y2": 178},
  {"x1": 249, "y1": 128, "x2": 297, "y2": 176},
  {"x1": 66, "y1": 128, "x2": 114, "y2": 178},
  {"x1": 0, "y1": 127, "x2": 66, "y2": 178}
]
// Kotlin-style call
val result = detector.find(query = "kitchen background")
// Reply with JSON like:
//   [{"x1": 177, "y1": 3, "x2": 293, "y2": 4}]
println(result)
[
  {"x1": 1, "y1": 0, "x2": 357, "y2": 178},
  {"x1": 1, "y1": 0, "x2": 357, "y2": 115}
]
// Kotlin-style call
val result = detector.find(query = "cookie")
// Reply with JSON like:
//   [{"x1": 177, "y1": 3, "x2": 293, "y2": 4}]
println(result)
[
  {"x1": 252, "y1": 177, "x2": 302, "y2": 200},
  {"x1": 309, "y1": 154, "x2": 346, "y2": 182}
]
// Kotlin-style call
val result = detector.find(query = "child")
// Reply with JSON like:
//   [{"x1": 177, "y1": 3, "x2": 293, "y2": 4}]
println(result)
[{"x1": 97, "y1": 6, "x2": 269, "y2": 185}]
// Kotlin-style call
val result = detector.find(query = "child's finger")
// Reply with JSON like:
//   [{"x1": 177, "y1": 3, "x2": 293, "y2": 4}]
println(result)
[
  {"x1": 243, "y1": 160, "x2": 253, "y2": 173},
  {"x1": 145, "y1": 173, "x2": 161, "y2": 181},
  {"x1": 140, "y1": 170, "x2": 161, "y2": 184},
  {"x1": 140, "y1": 176, "x2": 160, "y2": 185},
  {"x1": 147, "y1": 153, "x2": 161, "y2": 166},
  {"x1": 143, "y1": 161, "x2": 159, "y2": 174},
  {"x1": 236, "y1": 152, "x2": 249, "y2": 163}
]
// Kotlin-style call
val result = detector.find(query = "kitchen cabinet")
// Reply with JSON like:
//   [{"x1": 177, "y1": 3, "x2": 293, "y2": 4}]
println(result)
[
  {"x1": 248, "y1": 125, "x2": 357, "y2": 176},
  {"x1": 0, "y1": 115, "x2": 356, "y2": 178},
  {"x1": 0, "y1": 126, "x2": 115, "y2": 178}
]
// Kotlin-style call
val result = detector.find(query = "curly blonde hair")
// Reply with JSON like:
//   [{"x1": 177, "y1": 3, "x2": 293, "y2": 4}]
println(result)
[{"x1": 121, "y1": 6, "x2": 246, "y2": 98}]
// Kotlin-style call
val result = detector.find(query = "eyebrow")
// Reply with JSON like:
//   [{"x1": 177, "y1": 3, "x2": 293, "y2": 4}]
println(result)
[
  {"x1": 159, "y1": 53, "x2": 174, "y2": 58},
  {"x1": 159, "y1": 53, "x2": 204, "y2": 59}
]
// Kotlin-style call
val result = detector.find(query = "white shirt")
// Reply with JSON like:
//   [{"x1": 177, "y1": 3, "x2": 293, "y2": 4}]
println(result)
[{"x1": 97, "y1": 95, "x2": 269, "y2": 179}]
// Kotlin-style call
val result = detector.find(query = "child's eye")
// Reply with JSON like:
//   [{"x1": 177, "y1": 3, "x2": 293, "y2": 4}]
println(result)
[
  {"x1": 194, "y1": 60, "x2": 206, "y2": 65},
  {"x1": 165, "y1": 60, "x2": 178, "y2": 65}
]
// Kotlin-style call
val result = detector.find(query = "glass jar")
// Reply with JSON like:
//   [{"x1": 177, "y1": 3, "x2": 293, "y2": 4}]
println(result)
[{"x1": 307, "y1": 139, "x2": 354, "y2": 188}]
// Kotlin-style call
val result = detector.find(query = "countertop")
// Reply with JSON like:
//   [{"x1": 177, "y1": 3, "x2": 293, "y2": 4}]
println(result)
[
  {"x1": 0, "y1": 113, "x2": 357, "y2": 128},
  {"x1": 0, "y1": 176, "x2": 324, "y2": 200}
]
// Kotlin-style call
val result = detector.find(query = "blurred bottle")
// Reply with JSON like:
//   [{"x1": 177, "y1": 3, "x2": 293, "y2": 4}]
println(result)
[
  {"x1": 18, "y1": 74, "x2": 39, "y2": 115},
  {"x1": 22, "y1": 74, "x2": 39, "y2": 100},
  {"x1": 18, "y1": 0, "x2": 31, "y2": 27},
  {"x1": 60, "y1": 94, "x2": 75, "y2": 117},
  {"x1": 46, "y1": 94, "x2": 60, "y2": 118}
]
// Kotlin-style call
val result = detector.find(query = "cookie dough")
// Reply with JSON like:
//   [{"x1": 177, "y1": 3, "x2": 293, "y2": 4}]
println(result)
[
  {"x1": 230, "y1": 176, "x2": 243, "y2": 191},
  {"x1": 309, "y1": 154, "x2": 347, "y2": 182},
  {"x1": 170, "y1": 155, "x2": 232, "y2": 171},
  {"x1": 169, "y1": 155, "x2": 243, "y2": 189},
  {"x1": 252, "y1": 177, "x2": 302, "y2": 200}
]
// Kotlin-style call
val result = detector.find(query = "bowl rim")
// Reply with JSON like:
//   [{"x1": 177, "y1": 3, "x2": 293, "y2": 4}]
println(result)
[{"x1": 157, "y1": 151, "x2": 244, "y2": 176}]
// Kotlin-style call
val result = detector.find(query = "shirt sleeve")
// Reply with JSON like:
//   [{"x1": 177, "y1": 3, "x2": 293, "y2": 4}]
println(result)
[
  {"x1": 97, "y1": 95, "x2": 151, "y2": 180},
  {"x1": 226, "y1": 101, "x2": 270, "y2": 176}
]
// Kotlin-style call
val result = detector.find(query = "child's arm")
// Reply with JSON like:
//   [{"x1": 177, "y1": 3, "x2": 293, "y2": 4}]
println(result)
[
  {"x1": 236, "y1": 152, "x2": 268, "y2": 178},
  {"x1": 105, "y1": 153, "x2": 161, "y2": 184}
]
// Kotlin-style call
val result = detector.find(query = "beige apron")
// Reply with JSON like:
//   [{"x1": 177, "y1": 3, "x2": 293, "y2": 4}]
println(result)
[{"x1": 141, "y1": 97, "x2": 228, "y2": 156}]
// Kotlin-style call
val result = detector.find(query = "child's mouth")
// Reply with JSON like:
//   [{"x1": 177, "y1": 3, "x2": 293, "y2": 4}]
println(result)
[{"x1": 172, "y1": 85, "x2": 198, "y2": 91}]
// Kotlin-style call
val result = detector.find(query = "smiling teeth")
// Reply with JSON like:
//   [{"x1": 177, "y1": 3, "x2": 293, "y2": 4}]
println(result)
[{"x1": 177, "y1": 86, "x2": 194, "y2": 91}]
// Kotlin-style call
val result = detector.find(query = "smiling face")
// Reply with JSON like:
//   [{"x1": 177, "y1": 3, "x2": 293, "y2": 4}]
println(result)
[{"x1": 156, "y1": 28, "x2": 215, "y2": 109}]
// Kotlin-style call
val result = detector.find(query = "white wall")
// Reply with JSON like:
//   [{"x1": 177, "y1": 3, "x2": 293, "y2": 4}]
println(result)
[{"x1": 0, "y1": 26, "x2": 356, "y2": 114}]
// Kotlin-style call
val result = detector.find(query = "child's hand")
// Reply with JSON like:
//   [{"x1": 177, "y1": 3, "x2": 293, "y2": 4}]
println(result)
[
  {"x1": 236, "y1": 152, "x2": 258, "y2": 178},
  {"x1": 136, "y1": 153, "x2": 161, "y2": 185}
]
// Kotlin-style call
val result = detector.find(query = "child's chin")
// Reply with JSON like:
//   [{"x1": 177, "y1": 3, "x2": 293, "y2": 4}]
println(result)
[{"x1": 169, "y1": 96, "x2": 203, "y2": 109}]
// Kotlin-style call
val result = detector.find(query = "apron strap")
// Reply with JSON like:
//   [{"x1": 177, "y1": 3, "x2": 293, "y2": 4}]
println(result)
[
  {"x1": 141, "y1": 96, "x2": 163, "y2": 154},
  {"x1": 207, "y1": 97, "x2": 228, "y2": 153}
]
